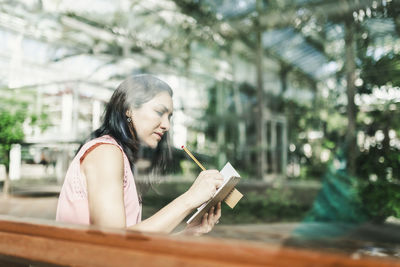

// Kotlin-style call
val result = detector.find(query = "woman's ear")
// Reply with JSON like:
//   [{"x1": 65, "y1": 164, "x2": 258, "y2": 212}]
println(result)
[{"x1": 126, "y1": 110, "x2": 131, "y2": 117}]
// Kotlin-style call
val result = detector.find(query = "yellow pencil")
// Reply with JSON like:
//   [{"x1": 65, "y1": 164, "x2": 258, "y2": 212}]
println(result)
[{"x1": 181, "y1": 145, "x2": 206, "y2": 171}]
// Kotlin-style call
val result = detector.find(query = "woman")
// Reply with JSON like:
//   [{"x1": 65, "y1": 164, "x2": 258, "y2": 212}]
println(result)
[{"x1": 56, "y1": 74, "x2": 223, "y2": 235}]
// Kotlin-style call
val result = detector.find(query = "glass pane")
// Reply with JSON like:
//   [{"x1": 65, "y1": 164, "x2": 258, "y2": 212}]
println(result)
[{"x1": 0, "y1": 0, "x2": 399, "y2": 263}]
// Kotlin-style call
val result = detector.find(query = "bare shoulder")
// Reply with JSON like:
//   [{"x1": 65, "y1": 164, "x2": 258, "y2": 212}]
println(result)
[{"x1": 81, "y1": 144, "x2": 124, "y2": 177}]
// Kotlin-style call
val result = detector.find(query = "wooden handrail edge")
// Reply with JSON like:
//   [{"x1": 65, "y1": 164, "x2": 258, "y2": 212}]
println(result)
[{"x1": 0, "y1": 215, "x2": 399, "y2": 267}]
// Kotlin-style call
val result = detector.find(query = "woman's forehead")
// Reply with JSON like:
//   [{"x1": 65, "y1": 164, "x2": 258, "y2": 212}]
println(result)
[{"x1": 148, "y1": 92, "x2": 173, "y2": 110}]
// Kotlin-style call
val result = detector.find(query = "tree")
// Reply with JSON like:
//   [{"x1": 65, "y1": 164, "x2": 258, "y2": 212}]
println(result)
[
  {"x1": 0, "y1": 92, "x2": 50, "y2": 196},
  {"x1": 356, "y1": 53, "x2": 400, "y2": 222},
  {"x1": 344, "y1": 19, "x2": 358, "y2": 177},
  {"x1": 0, "y1": 101, "x2": 26, "y2": 197}
]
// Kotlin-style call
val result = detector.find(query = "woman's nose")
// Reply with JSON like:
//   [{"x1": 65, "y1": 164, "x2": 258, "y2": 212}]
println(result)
[{"x1": 160, "y1": 115, "x2": 170, "y2": 131}]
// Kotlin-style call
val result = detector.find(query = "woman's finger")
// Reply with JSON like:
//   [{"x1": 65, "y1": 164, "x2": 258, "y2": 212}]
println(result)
[
  {"x1": 215, "y1": 202, "x2": 221, "y2": 219},
  {"x1": 194, "y1": 213, "x2": 207, "y2": 235},
  {"x1": 207, "y1": 207, "x2": 215, "y2": 225},
  {"x1": 210, "y1": 172, "x2": 224, "y2": 188},
  {"x1": 202, "y1": 213, "x2": 208, "y2": 225}
]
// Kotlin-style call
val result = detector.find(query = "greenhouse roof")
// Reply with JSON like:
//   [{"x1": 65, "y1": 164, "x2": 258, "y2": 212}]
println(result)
[
  {"x1": 193, "y1": 0, "x2": 397, "y2": 80},
  {"x1": 262, "y1": 28, "x2": 336, "y2": 79},
  {"x1": 0, "y1": 0, "x2": 397, "y2": 89}
]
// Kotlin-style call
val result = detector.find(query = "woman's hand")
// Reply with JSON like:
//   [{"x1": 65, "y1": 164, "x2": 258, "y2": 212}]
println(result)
[
  {"x1": 185, "y1": 170, "x2": 224, "y2": 209},
  {"x1": 182, "y1": 202, "x2": 222, "y2": 236}
]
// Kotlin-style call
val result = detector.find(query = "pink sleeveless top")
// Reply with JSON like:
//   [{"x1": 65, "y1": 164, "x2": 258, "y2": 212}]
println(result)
[{"x1": 56, "y1": 135, "x2": 142, "y2": 227}]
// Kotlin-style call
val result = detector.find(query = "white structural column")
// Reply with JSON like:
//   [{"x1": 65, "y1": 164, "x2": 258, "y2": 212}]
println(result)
[
  {"x1": 9, "y1": 144, "x2": 21, "y2": 180},
  {"x1": 72, "y1": 86, "x2": 79, "y2": 139},
  {"x1": 271, "y1": 120, "x2": 277, "y2": 173},
  {"x1": 55, "y1": 149, "x2": 66, "y2": 184},
  {"x1": 281, "y1": 120, "x2": 288, "y2": 176}
]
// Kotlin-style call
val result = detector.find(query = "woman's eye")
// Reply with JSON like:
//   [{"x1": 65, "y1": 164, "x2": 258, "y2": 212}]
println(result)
[{"x1": 155, "y1": 110, "x2": 163, "y2": 116}]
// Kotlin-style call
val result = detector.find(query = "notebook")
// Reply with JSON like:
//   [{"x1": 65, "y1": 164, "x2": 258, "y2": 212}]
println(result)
[{"x1": 186, "y1": 162, "x2": 241, "y2": 224}]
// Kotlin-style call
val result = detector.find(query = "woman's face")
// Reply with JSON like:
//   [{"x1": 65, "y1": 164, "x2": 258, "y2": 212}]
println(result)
[{"x1": 129, "y1": 91, "x2": 173, "y2": 148}]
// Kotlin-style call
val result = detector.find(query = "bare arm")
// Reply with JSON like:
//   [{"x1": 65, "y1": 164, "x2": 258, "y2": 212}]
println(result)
[
  {"x1": 82, "y1": 144, "x2": 223, "y2": 234},
  {"x1": 129, "y1": 191, "x2": 194, "y2": 233},
  {"x1": 82, "y1": 144, "x2": 126, "y2": 228}
]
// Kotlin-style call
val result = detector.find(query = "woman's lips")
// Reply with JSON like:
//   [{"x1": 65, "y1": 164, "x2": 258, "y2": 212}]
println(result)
[{"x1": 154, "y1": 133, "x2": 163, "y2": 140}]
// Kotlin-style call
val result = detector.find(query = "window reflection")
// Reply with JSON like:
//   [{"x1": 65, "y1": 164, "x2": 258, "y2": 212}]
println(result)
[{"x1": 0, "y1": 0, "x2": 400, "y2": 262}]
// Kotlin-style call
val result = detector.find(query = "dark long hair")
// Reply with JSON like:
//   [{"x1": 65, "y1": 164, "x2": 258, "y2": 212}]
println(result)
[{"x1": 88, "y1": 74, "x2": 173, "y2": 202}]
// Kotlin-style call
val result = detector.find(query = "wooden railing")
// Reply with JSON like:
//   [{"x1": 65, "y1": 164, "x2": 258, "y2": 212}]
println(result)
[{"x1": 0, "y1": 215, "x2": 399, "y2": 267}]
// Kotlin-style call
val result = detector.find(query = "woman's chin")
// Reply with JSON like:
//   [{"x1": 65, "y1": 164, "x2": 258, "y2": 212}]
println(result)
[
  {"x1": 149, "y1": 143, "x2": 158, "y2": 149},
  {"x1": 142, "y1": 140, "x2": 158, "y2": 149}
]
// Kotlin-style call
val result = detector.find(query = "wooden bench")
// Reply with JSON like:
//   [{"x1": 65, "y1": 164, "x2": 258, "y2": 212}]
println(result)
[{"x1": 0, "y1": 215, "x2": 398, "y2": 267}]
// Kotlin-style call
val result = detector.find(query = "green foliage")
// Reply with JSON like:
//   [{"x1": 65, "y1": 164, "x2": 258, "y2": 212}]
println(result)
[
  {"x1": 354, "y1": 52, "x2": 400, "y2": 222},
  {"x1": 0, "y1": 95, "x2": 50, "y2": 169},
  {"x1": 223, "y1": 189, "x2": 309, "y2": 224},
  {"x1": 360, "y1": 53, "x2": 400, "y2": 93},
  {"x1": 0, "y1": 109, "x2": 25, "y2": 148},
  {"x1": 142, "y1": 182, "x2": 312, "y2": 224},
  {"x1": 0, "y1": 106, "x2": 26, "y2": 168},
  {"x1": 282, "y1": 48, "x2": 400, "y2": 224},
  {"x1": 360, "y1": 180, "x2": 400, "y2": 223},
  {"x1": 356, "y1": 139, "x2": 400, "y2": 222},
  {"x1": 30, "y1": 112, "x2": 51, "y2": 132},
  {"x1": 284, "y1": 99, "x2": 334, "y2": 180}
]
